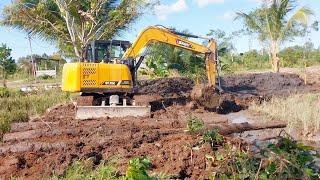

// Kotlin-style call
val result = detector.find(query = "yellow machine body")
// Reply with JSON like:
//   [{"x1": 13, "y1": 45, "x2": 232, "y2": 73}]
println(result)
[{"x1": 62, "y1": 62, "x2": 133, "y2": 93}]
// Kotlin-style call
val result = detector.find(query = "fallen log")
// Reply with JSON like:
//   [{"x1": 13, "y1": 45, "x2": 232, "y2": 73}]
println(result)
[{"x1": 209, "y1": 121, "x2": 287, "y2": 135}]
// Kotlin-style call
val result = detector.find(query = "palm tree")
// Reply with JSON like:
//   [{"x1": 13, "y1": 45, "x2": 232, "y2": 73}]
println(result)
[
  {"x1": 236, "y1": 0, "x2": 313, "y2": 72},
  {"x1": 2, "y1": 0, "x2": 151, "y2": 60}
]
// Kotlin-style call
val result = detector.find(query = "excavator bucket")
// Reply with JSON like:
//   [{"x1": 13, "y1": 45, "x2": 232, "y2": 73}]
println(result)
[
  {"x1": 75, "y1": 105, "x2": 151, "y2": 120},
  {"x1": 191, "y1": 84, "x2": 221, "y2": 109}
]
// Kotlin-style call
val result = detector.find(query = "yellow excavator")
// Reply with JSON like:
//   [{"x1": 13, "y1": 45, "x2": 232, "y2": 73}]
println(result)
[{"x1": 62, "y1": 26, "x2": 220, "y2": 119}]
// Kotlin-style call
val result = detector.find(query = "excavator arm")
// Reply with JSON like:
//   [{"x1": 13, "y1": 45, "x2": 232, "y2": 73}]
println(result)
[{"x1": 123, "y1": 26, "x2": 219, "y2": 87}]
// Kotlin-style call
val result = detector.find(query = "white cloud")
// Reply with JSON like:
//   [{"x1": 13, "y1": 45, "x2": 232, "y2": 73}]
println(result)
[
  {"x1": 154, "y1": 0, "x2": 188, "y2": 21},
  {"x1": 218, "y1": 11, "x2": 236, "y2": 21},
  {"x1": 194, "y1": 0, "x2": 225, "y2": 7}
]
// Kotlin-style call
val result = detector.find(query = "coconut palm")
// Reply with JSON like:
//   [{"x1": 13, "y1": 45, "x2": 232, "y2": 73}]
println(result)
[
  {"x1": 2, "y1": 0, "x2": 152, "y2": 60},
  {"x1": 236, "y1": 0, "x2": 313, "y2": 72}
]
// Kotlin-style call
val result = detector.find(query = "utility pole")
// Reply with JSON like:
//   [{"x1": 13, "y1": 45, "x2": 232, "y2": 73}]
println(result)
[{"x1": 27, "y1": 32, "x2": 36, "y2": 78}]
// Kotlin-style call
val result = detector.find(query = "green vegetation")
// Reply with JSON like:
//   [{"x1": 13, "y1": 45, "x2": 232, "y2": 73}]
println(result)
[
  {"x1": 200, "y1": 129, "x2": 224, "y2": 149},
  {"x1": 15, "y1": 53, "x2": 66, "y2": 80},
  {"x1": 0, "y1": 44, "x2": 17, "y2": 87},
  {"x1": 236, "y1": 0, "x2": 316, "y2": 72},
  {"x1": 280, "y1": 42, "x2": 320, "y2": 67},
  {"x1": 55, "y1": 158, "x2": 119, "y2": 180},
  {"x1": 55, "y1": 157, "x2": 168, "y2": 180},
  {"x1": 0, "y1": 88, "x2": 70, "y2": 138},
  {"x1": 143, "y1": 41, "x2": 206, "y2": 82},
  {"x1": 250, "y1": 93, "x2": 320, "y2": 136},
  {"x1": 211, "y1": 136, "x2": 319, "y2": 179},
  {"x1": 186, "y1": 115, "x2": 205, "y2": 133},
  {"x1": 142, "y1": 28, "x2": 320, "y2": 78}
]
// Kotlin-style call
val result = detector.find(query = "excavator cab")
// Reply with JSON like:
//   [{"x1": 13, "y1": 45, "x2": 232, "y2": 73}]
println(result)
[{"x1": 85, "y1": 40, "x2": 131, "y2": 63}]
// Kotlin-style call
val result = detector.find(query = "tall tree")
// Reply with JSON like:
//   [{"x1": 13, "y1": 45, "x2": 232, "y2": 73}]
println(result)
[
  {"x1": 236, "y1": 0, "x2": 313, "y2": 72},
  {"x1": 0, "y1": 44, "x2": 17, "y2": 87},
  {"x1": 2, "y1": 0, "x2": 153, "y2": 60}
]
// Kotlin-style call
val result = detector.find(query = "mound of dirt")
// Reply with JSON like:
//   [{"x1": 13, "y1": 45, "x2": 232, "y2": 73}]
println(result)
[
  {"x1": 221, "y1": 73, "x2": 305, "y2": 95},
  {"x1": 135, "y1": 73, "x2": 314, "y2": 113},
  {"x1": 217, "y1": 73, "x2": 315, "y2": 112},
  {"x1": 137, "y1": 77, "x2": 194, "y2": 97}
]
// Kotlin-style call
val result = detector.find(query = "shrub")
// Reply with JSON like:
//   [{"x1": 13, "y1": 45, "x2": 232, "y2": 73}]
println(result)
[
  {"x1": 186, "y1": 115, "x2": 204, "y2": 133},
  {"x1": 201, "y1": 129, "x2": 224, "y2": 149}
]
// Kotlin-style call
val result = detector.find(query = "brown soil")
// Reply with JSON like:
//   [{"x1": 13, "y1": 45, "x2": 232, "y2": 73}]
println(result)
[
  {"x1": 0, "y1": 72, "x2": 317, "y2": 179},
  {"x1": 0, "y1": 104, "x2": 236, "y2": 179},
  {"x1": 217, "y1": 72, "x2": 316, "y2": 113},
  {"x1": 137, "y1": 73, "x2": 316, "y2": 113}
]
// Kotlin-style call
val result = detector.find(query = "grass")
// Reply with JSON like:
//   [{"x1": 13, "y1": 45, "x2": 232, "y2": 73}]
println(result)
[
  {"x1": 0, "y1": 87, "x2": 71, "y2": 138},
  {"x1": 54, "y1": 157, "x2": 169, "y2": 180},
  {"x1": 54, "y1": 159, "x2": 119, "y2": 180},
  {"x1": 249, "y1": 93, "x2": 320, "y2": 136}
]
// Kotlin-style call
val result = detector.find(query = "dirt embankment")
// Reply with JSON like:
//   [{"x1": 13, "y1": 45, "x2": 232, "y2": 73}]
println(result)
[
  {"x1": 136, "y1": 73, "x2": 314, "y2": 113},
  {"x1": 0, "y1": 72, "x2": 316, "y2": 179}
]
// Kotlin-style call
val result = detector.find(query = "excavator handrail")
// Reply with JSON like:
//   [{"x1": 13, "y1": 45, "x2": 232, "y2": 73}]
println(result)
[{"x1": 122, "y1": 26, "x2": 216, "y2": 59}]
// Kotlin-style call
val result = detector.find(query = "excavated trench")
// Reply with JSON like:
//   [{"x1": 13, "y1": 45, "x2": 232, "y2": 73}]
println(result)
[{"x1": 0, "y1": 72, "x2": 317, "y2": 179}]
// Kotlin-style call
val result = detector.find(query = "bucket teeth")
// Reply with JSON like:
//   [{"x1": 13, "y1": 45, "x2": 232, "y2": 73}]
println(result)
[{"x1": 75, "y1": 106, "x2": 151, "y2": 120}]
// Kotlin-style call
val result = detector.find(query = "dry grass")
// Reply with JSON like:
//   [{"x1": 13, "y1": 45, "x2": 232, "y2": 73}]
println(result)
[
  {"x1": 250, "y1": 93, "x2": 320, "y2": 136},
  {"x1": 0, "y1": 88, "x2": 71, "y2": 138}
]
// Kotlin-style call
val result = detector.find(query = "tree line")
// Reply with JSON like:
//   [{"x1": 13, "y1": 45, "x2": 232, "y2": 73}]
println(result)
[{"x1": 0, "y1": 43, "x2": 66, "y2": 87}]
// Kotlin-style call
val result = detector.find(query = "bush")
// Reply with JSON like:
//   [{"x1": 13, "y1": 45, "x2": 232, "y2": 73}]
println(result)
[{"x1": 186, "y1": 115, "x2": 204, "y2": 133}]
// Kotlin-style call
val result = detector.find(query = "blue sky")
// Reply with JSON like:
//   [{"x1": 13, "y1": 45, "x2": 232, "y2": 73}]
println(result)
[{"x1": 0, "y1": 0, "x2": 319, "y2": 60}]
